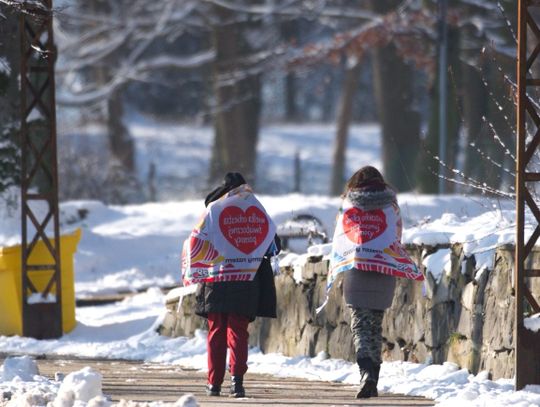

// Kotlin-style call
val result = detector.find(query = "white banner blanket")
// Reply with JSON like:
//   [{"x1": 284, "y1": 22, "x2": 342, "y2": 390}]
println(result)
[
  {"x1": 182, "y1": 185, "x2": 276, "y2": 285},
  {"x1": 328, "y1": 198, "x2": 423, "y2": 292}
]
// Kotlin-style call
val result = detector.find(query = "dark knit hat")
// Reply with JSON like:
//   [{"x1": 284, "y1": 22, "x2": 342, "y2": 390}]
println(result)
[
  {"x1": 204, "y1": 172, "x2": 247, "y2": 207},
  {"x1": 224, "y1": 172, "x2": 246, "y2": 188}
]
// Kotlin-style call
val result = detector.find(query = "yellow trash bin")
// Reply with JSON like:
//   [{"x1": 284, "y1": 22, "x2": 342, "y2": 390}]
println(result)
[{"x1": 0, "y1": 228, "x2": 81, "y2": 336}]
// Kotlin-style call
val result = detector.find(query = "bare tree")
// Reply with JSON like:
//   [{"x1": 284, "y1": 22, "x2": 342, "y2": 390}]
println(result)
[
  {"x1": 55, "y1": 0, "x2": 214, "y2": 176},
  {"x1": 23, "y1": 0, "x2": 517, "y2": 200},
  {"x1": 331, "y1": 61, "x2": 362, "y2": 195},
  {"x1": 208, "y1": 3, "x2": 264, "y2": 185}
]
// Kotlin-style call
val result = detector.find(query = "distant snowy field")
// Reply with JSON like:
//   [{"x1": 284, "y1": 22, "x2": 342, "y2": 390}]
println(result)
[
  {"x1": 58, "y1": 118, "x2": 382, "y2": 200},
  {"x1": 1, "y1": 121, "x2": 540, "y2": 406},
  {"x1": 131, "y1": 119, "x2": 383, "y2": 198}
]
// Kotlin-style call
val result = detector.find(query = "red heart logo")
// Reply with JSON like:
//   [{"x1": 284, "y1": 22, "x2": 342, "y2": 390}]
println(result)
[
  {"x1": 219, "y1": 206, "x2": 269, "y2": 254},
  {"x1": 342, "y1": 207, "x2": 387, "y2": 244}
]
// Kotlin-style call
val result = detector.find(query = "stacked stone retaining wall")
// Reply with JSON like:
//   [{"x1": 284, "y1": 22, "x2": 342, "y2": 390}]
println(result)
[{"x1": 159, "y1": 244, "x2": 540, "y2": 380}]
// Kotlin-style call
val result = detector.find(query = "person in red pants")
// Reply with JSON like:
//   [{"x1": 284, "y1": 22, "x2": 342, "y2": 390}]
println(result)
[
  {"x1": 206, "y1": 313, "x2": 250, "y2": 394},
  {"x1": 185, "y1": 172, "x2": 279, "y2": 398}
]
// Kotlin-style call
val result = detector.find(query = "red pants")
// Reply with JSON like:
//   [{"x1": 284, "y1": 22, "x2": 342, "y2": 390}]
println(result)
[{"x1": 207, "y1": 313, "x2": 250, "y2": 386}]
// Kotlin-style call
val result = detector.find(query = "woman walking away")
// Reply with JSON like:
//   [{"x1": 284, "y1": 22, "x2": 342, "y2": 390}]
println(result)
[
  {"x1": 328, "y1": 166, "x2": 423, "y2": 399},
  {"x1": 181, "y1": 172, "x2": 280, "y2": 398}
]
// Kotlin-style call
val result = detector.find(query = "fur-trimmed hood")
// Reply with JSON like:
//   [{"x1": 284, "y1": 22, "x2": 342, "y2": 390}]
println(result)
[{"x1": 346, "y1": 186, "x2": 396, "y2": 211}]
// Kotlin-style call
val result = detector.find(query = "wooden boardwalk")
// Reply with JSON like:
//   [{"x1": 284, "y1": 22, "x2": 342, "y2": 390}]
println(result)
[{"x1": 29, "y1": 357, "x2": 435, "y2": 406}]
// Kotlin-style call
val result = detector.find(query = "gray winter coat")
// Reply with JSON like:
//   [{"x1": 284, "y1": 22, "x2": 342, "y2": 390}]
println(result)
[
  {"x1": 342, "y1": 185, "x2": 398, "y2": 310},
  {"x1": 343, "y1": 268, "x2": 396, "y2": 310}
]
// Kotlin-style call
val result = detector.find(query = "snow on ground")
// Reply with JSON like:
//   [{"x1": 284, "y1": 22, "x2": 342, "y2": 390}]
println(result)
[
  {"x1": 64, "y1": 192, "x2": 519, "y2": 297},
  {"x1": 1, "y1": 288, "x2": 540, "y2": 406},
  {"x1": 1, "y1": 122, "x2": 539, "y2": 405},
  {"x1": 1, "y1": 193, "x2": 539, "y2": 406},
  {"x1": 0, "y1": 191, "x2": 518, "y2": 298}
]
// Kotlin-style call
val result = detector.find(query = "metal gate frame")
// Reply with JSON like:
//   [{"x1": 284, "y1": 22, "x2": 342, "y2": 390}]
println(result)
[
  {"x1": 516, "y1": 0, "x2": 540, "y2": 390},
  {"x1": 19, "y1": 0, "x2": 62, "y2": 339},
  {"x1": 11, "y1": 0, "x2": 540, "y2": 379}
]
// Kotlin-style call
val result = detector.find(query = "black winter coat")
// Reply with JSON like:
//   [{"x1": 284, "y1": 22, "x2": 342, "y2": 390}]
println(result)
[
  {"x1": 194, "y1": 253, "x2": 277, "y2": 322},
  {"x1": 195, "y1": 173, "x2": 278, "y2": 321}
]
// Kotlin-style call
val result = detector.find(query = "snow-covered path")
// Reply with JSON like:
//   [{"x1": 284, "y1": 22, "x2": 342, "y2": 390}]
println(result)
[{"x1": 22, "y1": 357, "x2": 435, "y2": 406}]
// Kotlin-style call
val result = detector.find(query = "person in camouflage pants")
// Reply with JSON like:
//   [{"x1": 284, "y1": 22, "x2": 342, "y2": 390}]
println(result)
[
  {"x1": 339, "y1": 166, "x2": 398, "y2": 399},
  {"x1": 349, "y1": 308, "x2": 384, "y2": 367}
]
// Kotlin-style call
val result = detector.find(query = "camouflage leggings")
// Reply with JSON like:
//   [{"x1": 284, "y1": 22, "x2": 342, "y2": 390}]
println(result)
[{"x1": 349, "y1": 307, "x2": 384, "y2": 365}]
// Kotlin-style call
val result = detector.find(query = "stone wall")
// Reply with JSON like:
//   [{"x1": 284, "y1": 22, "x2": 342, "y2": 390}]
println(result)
[{"x1": 159, "y1": 244, "x2": 540, "y2": 380}]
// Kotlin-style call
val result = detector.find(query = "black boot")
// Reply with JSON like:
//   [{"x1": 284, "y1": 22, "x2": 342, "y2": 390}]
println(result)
[
  {"x1": 230, "y1": 376, "x2": 245, "y2": 398},
  {"x1": 205, "y1": 384, "x2": 221, "y2": 396},
  {"x1": 356, "y1": 357, "x2": 378, "y2": 399},
  {"x1": 373, "y1": 363, "x2": 381, "y2": 384},
  {"x1": 356, "y1": 380, "x2": 378, "y2": 399}
]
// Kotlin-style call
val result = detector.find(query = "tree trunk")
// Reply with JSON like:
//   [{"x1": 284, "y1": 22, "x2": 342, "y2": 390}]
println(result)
[
  {"x1": 370, "y1": 47, "x2": 420, "y2": 191},
  {"x1": 285, "y1": 73, "x2": 298, "y2": 122},
  {"x1": 369, "y1": 0, "x2": 421, "y2": 192},
  {"x1": 107, "y1": 88, "x2": 135, "y2": 172},
  {"x1": 282, "y1": 20, "x2": 298, "y2": 122},
  {"x1": 72, "y1": 0, "x2": 135, "y2": 174},
  {"x1": 461, "y1": 59, "x2": 488, "y2": 192},
  {"x1": 330, "y1": 63, "x2": 362, "y2": 196},
  {"x1": 416, "y1": 26, "x2": 461, "y2": 193},
  {"x1": 209, "y1": 6, "x2": 261, "y2": 186}
]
